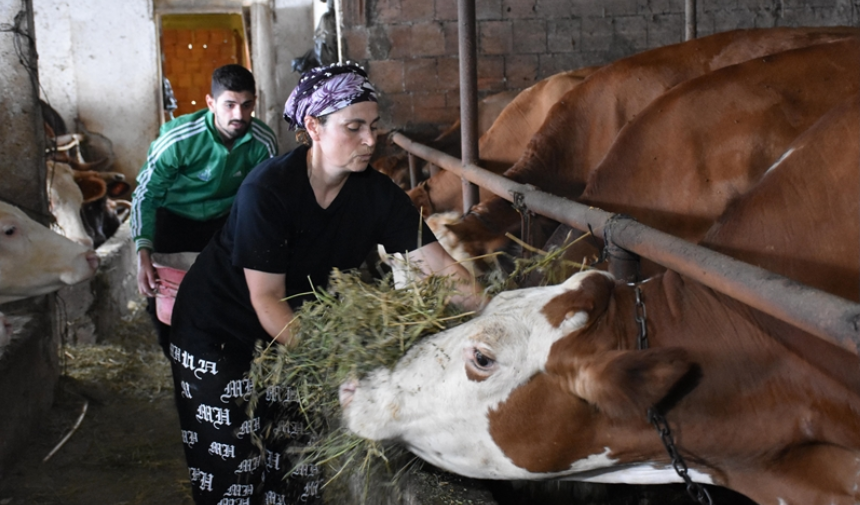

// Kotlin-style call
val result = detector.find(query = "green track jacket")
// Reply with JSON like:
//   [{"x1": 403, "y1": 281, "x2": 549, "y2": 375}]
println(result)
[{"x1": 130, "y1": 109, "x2": 278, "y2": 252}]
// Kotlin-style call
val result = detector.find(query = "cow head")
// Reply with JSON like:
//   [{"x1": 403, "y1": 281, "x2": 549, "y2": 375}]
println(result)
[
  {"x1": 47, "y1": 161, "x2": 95, "y2": 248},
  {"x1": 339, "y1": 270, "x2": 693, "y2": 480},
  {"x1": 370, "y1": 152, "x2": 410, "y2": 189},
  {"x1": 0, "y1": 201, "x2": 99, "y2": 303},
  {"x1": 407, "y1": 182, "x2": 435, "y2": 217}
]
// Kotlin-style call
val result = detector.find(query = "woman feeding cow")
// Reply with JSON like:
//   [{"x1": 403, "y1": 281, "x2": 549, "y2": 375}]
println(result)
[{"x1": 168, "y1": 62, "x2": 482, "y2": 505}]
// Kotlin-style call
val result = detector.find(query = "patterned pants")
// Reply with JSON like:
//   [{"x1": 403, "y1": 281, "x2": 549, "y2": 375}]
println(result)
[{"x1": 169, "y1": 335, "x2": 323, "y2": 505}]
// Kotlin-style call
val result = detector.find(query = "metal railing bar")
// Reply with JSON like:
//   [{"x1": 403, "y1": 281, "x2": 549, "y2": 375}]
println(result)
[{"x1": 391, "y1": 132, "x2": 860, "y2": 350}]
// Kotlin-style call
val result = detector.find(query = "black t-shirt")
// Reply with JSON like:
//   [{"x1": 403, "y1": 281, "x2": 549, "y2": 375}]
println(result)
[{"x1": 171, "y1": 145, "x2": 437, "y2": 349}]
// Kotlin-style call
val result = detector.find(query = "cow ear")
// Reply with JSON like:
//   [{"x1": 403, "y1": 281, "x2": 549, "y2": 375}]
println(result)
[
  {"x1": 77, "y1": 177, "x2": 107, "y2": 203},
  {"x1": 107, "y1": 181, "x2": 131, "y2": 198},
  {"x1": 542, "y1": 271, "x2": 615, "y2": 331},
  {"x1": 444, "y1": 213, "x2": 497, "y2": 243},
  {"x1": 562, "y1": 348, "x2": 694, "y2": 420}
]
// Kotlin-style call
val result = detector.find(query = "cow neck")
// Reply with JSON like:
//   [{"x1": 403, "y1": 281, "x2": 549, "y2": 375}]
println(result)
[
  {"x1": 622, "y1": 274, "x2": 715, "y2": 505},
  {"x1": 621, "y1": 271, "x2": 740, "y2": 350},
  {"x1": 605, "y1": 275, "x2": 675, "y2": 352}
]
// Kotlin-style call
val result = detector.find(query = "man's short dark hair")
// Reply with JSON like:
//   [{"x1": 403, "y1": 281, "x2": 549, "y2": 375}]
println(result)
[{"x1": 211, "y1": 64, "x2": 256, "y2": 98}]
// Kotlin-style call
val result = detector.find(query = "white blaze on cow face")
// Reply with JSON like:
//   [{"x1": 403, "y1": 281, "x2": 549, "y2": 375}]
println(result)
[
  {"x1": 0, "y1": 201, "x2": 99, "y2": 304},
  {"x1": 340, "y1": 271, "x2": 614, "y2": 479}
]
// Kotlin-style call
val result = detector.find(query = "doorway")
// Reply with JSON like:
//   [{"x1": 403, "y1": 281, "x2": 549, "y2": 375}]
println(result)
[{"x1": 159, "y1": 13, "x2": 251, "y2": 120}]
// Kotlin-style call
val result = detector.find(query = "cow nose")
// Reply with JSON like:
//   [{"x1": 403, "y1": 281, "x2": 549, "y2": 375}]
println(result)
[
  {"x1": 85, "y1": 250, "x2": 100, "y2": 271},
  {"x1": 338, "y1": 379, "x2": 358, "y2": 409}
]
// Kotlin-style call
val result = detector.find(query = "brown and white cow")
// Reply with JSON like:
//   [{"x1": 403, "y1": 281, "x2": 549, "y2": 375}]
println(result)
[
  {"x1": 339, "y1": 94, "x2": 860, "y2": 504},
  {"x1": 445, "y1": 27, "x2": 860, "y2": 262},
  {"x1": 0, "y1": 201, "x2": 99, "y2": 304}
]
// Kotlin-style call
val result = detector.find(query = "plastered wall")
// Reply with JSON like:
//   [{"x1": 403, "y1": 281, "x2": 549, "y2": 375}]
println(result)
[
  {"x1": 31, "y1": 0, "x2": 315, "y2": 184},
  {"x1": 0, "y1": 0, "x2": 59, "y2": 476},
  {"x1": 33, "y1": 0, "x2": 161, "y2": 184},
  {"x1": 1, "y1": 0, "x2": 46, "y2": 213}
]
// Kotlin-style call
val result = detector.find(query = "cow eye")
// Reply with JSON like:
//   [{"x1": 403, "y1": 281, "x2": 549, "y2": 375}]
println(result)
[
  {"x1": 469, "y1": 347, "x2": 496, "y2": 372},
  {"x1": 463, "y1": 346, "x2": 498, "y2": 381},
  {"x1": 3, "y1": 226, "x2": 15, "y2": 236}
]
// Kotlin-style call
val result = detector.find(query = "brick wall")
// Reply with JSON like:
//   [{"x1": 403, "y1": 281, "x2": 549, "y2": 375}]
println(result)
[{"x1": 340, "y1": 0, "x2": 857, "y2": 137}]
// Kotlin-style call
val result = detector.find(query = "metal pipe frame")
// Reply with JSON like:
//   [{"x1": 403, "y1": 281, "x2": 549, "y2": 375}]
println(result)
[
  {"x1": 391, "y1": 132, "x2": 860, "y2": 350},
  {"x1": 457, "y1": 0, "x2": 481, "y2": 213},
  {"x1": 685, "y1": 0, "x2": 697, "y2": 41}
]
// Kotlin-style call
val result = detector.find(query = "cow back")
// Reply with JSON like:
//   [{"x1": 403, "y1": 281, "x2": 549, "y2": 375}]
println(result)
[
  {"x1": 701, "y1": 93, "x2": 860, "y2": 303},
  {"x1": 514, "y1": 26, "x2": 860, "y2": 195},
  {"x1": 579, "y1": 36, "x2": 860, "y2": 246}
]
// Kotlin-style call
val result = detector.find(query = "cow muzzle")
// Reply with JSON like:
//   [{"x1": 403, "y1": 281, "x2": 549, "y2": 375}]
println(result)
[{"x1": 338, "y1": 379, "x2": 358, "y2": 409}]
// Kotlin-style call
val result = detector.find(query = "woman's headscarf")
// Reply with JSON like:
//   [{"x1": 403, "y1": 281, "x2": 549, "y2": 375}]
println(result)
[{"x1": 283, "y1": 61, "x2": 378, "y2": 131}]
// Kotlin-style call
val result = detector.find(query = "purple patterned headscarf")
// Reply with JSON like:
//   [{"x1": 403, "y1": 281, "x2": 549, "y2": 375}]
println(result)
[{"x1": 283, "y1": 61, "x2": 378, "y2": 131}]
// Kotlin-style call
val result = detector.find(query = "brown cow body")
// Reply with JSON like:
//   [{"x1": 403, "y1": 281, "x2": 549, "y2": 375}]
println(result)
[
  {"x1": 579, "y1": 37, "x2": 859, "y2": 243},
  {"x1": 340, "y1": 92, "x2": 860, "y2": 504},
  {"x1": 371, "y1": 89, "x2": 520, "y2": 189},
  {"x1": 408, "y1": 66, "x2": 598, "y2": 216},
  {"x1": 446, "y1": 27, "x2": 860, "y2": 261},
  {"x1": 700, "y1": 94, "x2": 860, "y2": 305}
]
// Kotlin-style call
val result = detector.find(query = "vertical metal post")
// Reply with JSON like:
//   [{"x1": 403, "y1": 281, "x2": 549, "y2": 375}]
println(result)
[
  {"x1": 334, "y1": 0, "x2": 344, "y2": 63},
  {"x1": 458, "y1": 0, "x2": 480, "y2": 214},
  {"x1": 604, "y1": 216, "x2": 641, "y2": 284},
  {"x1": 685, "y1": 0, "x2": 697, "y2": 41},
  {"x1": 607, "y1": 247, "x2": 641, "y2": 284}
]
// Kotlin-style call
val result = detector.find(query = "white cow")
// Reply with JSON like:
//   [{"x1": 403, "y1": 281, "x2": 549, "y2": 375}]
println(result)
[
  {"x1": 46, "y1": 160, "x2": 95, "y2": 248},
  {"x1": 0, "y1": 200, "x2": 99, "y2": 303}
]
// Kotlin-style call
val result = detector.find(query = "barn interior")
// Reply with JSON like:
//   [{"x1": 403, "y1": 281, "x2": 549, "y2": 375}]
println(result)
[{"x1": 0, "y1": 0, "x2": 858, "y2": 503}]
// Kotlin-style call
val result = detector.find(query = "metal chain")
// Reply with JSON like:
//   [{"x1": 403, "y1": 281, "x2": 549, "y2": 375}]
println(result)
[
  {"x1": 648, "y1": 408, "x2": 713, "y2": 505},
  {"x1": 511, "y1": 191, "x2": 533, "y2": 258},
  {"x1": 628, "y1": 282, "x2": 714, "y2": 505},
  {"x1": 632, "y1": 283, "x2": 648, "y2": 350}
]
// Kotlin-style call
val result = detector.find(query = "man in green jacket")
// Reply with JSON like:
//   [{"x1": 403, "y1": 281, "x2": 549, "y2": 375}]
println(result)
[{"x1": 131, "y1": 64, "x2": 278, "y2": 355}]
